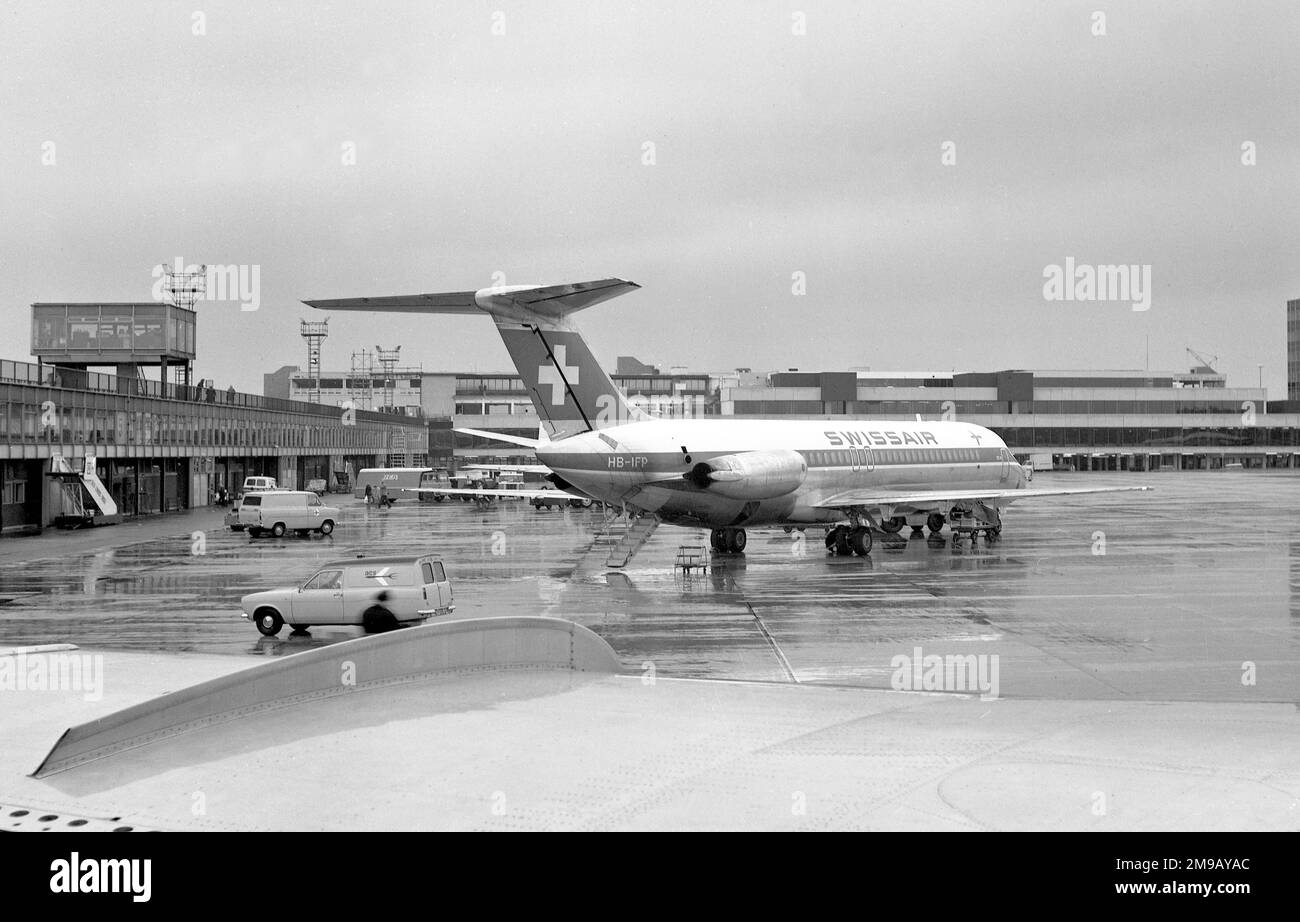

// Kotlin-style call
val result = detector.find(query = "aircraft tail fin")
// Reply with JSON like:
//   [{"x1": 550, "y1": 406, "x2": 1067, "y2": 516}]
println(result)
[{"x1": 306, "y1": 279, "x2": 644, "y2": 438}]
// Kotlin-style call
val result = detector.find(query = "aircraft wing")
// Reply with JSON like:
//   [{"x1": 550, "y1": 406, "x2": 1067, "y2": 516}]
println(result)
[
  {"x1": 814, "y1": 484, "x2": 1152, "y2": 511},
  {"x1": 460, "y1": 463, "x2": 552, "y2": 475},
  {"x1": 399, "y1": 487, "x2": 587, "y2": 501},
  {"x1": 454, "y1": 427, "x2": 544, "y2": 450}
]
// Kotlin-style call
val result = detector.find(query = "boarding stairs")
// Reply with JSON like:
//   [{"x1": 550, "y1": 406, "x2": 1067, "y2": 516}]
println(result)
[
  {"x1": 47, "y1": 455, "x2": 122, "y2": 528},
  {"x1": 601, "y1": 511, "x2": 660, "y2": 568}
]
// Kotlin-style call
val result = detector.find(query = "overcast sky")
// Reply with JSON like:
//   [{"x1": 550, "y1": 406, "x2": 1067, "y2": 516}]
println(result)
[{"x1": 2, "y1": 1, "x2": 1297, "y2": 394}]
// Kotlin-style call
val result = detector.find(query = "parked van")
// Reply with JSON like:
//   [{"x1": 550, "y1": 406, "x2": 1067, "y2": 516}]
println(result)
[
  {"x1": 353, "y1": 467, "x2": 431, "y2": 502},
  {"x1": 240, "y1": 554, "x2": 455, "y2": 635},
  {"x1": 238, "y1": 490, "x2": 340, "y2": 537},
  {"x1": 417, "y1": 468, "x2": 453, "y2": 503},
  {"x1": 241, "y1": 475, "x2": 278, "y2": 495}
]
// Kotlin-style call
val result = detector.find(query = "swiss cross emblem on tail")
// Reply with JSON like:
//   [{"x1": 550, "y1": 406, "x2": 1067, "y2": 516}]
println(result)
[{"x1": 538, "y1": 345, "x2": 580, "y2": 406}]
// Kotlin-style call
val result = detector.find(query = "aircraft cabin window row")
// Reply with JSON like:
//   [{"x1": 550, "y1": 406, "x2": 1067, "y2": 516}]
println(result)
[{"x1": 802, "y1": 448, "x2": 1000, "y2": 467}]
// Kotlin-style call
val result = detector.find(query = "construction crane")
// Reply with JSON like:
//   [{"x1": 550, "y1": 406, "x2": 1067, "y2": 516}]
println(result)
[{"x1": 1185, "y1": 347, "x2": 1219, "y2": 374}]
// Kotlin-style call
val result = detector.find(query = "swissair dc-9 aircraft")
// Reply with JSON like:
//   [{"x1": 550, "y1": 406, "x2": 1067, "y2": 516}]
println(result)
[{"x1": 306, "y1": 279, "x2": 1149, "y2": 560}]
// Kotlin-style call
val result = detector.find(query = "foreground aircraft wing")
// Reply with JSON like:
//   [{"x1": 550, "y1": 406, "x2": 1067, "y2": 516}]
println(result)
[
  {"x1": 460, "y1": 464, "x2": 553, "y2": 475},
  {"x1": 400, "y1": 487, "x2": 586, "y2": 501},
  {"x1": 815, "y1": 485, "x2": 1152, "y2": 511},
  {"x1": 453, "y1": 427, "x2": 543, "y2": 450}
]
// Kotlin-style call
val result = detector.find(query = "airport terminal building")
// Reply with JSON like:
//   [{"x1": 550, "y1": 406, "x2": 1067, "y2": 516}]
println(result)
[
  {"x1": 364, "y1": 363, "x2": 1298, "y2": 473},
  {"x1": 260, "y1": 306, "x2": 1300, "y2": 474},
  {"x1": 725, "y1": 367, "x2": 1300, "y2": 471},
  {"x1": 0, "y1": 302, "x2": 428, "y2": 534}
]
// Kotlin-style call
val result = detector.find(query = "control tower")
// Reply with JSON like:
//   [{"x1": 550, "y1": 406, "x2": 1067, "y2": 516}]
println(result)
[{"x1": 31, "y1": 301, "x2": 197, "y2": 386}]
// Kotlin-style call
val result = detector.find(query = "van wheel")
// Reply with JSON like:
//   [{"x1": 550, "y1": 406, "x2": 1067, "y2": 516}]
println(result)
[
  {"x1": 255, "y1": 609, "x2": 283, "y2": 636},
  {"x1": 319, "y1": 519, "x2": 334, "y2": 535},
  {"x1": 271, "y1": 522, "x2": 286, "y2": 537},
  {"x1": 362, "y1": 606, "x2": 398, "y2": 633},
  {"x1": 248, "y1": 527, "x2": 262, "y2": 538}
]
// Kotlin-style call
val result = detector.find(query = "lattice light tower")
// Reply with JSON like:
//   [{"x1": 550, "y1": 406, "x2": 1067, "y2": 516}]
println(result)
[
  {"x1": 162, "y1": 263, "x2": 206, "y2": 310},
  {"x1": 157, "y1": 262, "x2": 206, "y2": 385},
  {"x1": 300, "y1": 319, "x2": 330, "y2": 403},
  {"x1": 375, "y1": 344, "x2": 401, "y2": 409}
]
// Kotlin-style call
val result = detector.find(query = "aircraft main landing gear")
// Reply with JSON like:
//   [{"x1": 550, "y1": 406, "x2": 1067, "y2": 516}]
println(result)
[
  {"x1": 710, "y1": 527, "x2": 747, "y2": 553},
  {"x1": 825, "y1": 524, "x2": 869, "y2": 556}
]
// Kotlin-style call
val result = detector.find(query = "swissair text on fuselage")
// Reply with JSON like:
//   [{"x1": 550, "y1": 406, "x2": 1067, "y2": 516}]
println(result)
[{"x1": 825, "y1": 430, "x2": 940, "y2": 447}]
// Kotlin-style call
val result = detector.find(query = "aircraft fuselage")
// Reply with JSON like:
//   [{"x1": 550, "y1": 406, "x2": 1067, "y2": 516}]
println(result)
[{"x1": 537, "y1": 418, "x2": 1027, "y2": 528}]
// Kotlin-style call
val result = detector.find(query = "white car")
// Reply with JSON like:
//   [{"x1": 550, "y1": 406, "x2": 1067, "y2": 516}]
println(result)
[
  {"x1": 241, "y1": 555, "x2": 455, "y2": 636},
  {"x1": 238, "y1": 490, "x2": 339, "y2": 537}
]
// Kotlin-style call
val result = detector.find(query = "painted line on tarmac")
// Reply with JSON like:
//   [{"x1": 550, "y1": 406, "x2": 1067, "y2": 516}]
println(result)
[{"x1": 746, "y1": 602, "x2": 798, "y2": 684}]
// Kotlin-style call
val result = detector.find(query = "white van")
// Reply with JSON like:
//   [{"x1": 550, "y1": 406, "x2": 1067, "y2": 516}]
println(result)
[
  {"x1": 238, "y1": 490, "x2": 340, "y2": 537},
  {"x1": 241, "y1": 476, "x2": 278, "y2": 494},
  {"x1": 240, "y1": 554, "x2": 455, "y2": 635}
]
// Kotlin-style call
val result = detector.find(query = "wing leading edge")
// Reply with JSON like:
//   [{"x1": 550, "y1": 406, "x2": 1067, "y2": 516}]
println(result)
[
  {"x1": 399, "y1": 487, "x2": 588, "y2": 501},
  {"x1": 814, "y1": 484, "x2": 1152, "y2": 511}
]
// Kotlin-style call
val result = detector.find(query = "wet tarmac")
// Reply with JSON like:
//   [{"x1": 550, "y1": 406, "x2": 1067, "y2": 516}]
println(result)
[{"x1": 1, "y1": 472, "x2": 1297, "y2": 704}]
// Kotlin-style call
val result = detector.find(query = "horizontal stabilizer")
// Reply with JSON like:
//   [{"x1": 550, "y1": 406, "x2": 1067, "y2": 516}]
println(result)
[
  {"x1": 303, "y1": 291, "x2": 480, "y2": 314},
  {"x1": 305, "y1": 279, "x2": 639, "y2": 323}
]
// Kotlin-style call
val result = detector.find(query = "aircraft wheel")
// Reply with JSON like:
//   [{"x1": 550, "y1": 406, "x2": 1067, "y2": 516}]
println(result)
[
  {"x1": 834, "y1": 528, "x2": 853, "y2": 556},
  {"x1": 824, "y1": 526, "x2": 842, "y2": 551},
  {"x1": 850, "y1": 527, "x2": 873, "y2": 556},
  {"x1": 710, "y1": 529, "x2": 726, "y2": 552},
  {"x1": 926, "y1": 513, "x2": 945, "y2": 534},
  {"x1": 729, "y1": 528, "x2": 747, "y2": 553},
  {"x1": 881, "y1": 517, "x2": 905, "y2": 534}
]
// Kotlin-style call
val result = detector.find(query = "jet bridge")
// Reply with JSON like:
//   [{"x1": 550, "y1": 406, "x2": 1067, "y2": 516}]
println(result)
[{"x1": 47, "y1": 454, "x2": 122, "y2": 528}]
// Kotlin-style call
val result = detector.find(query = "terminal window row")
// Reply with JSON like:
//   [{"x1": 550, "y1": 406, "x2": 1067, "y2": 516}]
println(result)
[{"x1": 0, "y1": 400, "x2": 400, "y2": 451}]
